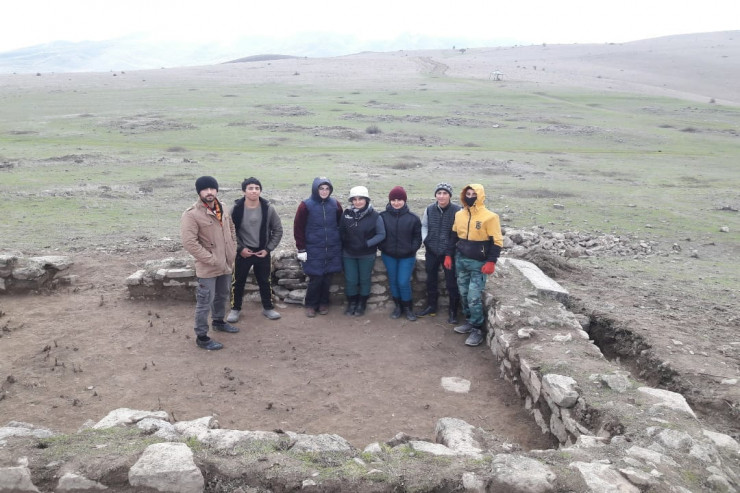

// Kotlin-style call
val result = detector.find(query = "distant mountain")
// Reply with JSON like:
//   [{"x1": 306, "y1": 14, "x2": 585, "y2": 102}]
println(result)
[{"x1": 0, "y1": 33, "x2": 525, "y2": 74}]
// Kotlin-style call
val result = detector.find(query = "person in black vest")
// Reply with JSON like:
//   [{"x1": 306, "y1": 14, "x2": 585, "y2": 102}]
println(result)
[
  {"x1": 418, "y1": 182, "x2": 462, "y2": 323},
  {"x1": 339, "y1": 185, "x2": 386, "y2": 316},
  {"x1": 294, "y1": 177, "x2": 343, "y2": 317},
  {"x1": 379, "y1": 186, "x2": 422, "y2": 321},
  {"x1": 227, "y1": 177, "x2": 283, "y2": 324}
]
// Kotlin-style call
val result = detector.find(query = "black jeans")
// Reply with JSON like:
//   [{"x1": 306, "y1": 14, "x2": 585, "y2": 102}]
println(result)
[
  {"x1": 424, "y1": 250, "x2": 459, "y2": 307},
  {"x1": 230, "y1": 253, "x2": 273, "y2": 311},
  {"x1": 305, "y1": 273, "x2": 333, "y2": 309}
]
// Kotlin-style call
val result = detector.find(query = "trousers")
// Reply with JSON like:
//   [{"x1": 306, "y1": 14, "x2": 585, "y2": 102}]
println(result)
[
  {"x1": 424, "y1": 250, "x2": 459, "y2": 306},
  {"x1": 342, "y1": 255, "x2": 376, "y2": 297},
  {"x1": 305, "y1": 273, "x2": 333, "y2": 308},
  {"x1": 194, "y1": 274, "x2": 231, "y2": 337},
  {"x1": 230, "y1": 254, "x2": 273, "y2": 310},
  {"x1": 455, "y1": 255, "x2": 487, "y2": 328},
  {"x1": 381, "y1": 253, "x2": 416, "y2": 301}
]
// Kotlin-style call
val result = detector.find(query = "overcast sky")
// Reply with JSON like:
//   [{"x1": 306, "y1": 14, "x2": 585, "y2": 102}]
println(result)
[{"x1": 3, "y1": 0, "x2": 738, "y2": 53}]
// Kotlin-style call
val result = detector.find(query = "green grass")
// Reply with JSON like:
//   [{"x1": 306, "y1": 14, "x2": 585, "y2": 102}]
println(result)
[{"x1": 1, "y1": 77, "x2": 738, "y2": 261}]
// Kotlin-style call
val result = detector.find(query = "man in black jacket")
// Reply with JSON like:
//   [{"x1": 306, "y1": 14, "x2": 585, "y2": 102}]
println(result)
[
  {"x1": 227, "y1": 177, "x2": 283, "y2": 323},
  {"x1": 418, "y1": 183, "x2": 462, "y2": 323}
]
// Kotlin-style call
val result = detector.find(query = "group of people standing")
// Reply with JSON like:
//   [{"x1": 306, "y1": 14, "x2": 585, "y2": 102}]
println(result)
[{"x1": 181, "y1": 175, "x2": 503, "y2": 351}]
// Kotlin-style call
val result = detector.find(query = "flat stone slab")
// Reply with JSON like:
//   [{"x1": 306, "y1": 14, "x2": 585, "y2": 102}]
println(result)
[
  {"x1": 500, "y1": 258, "x2": 569, "y2": 302},
  {"x1": 93, "y1": 408, "x2": 170, "y2": 429},
  {"x1": 128, "y1": 442, "x2": 204, "y2": 493},
  {"x1": 440, "y1": 377, "x2": 471, "y2": 393}
]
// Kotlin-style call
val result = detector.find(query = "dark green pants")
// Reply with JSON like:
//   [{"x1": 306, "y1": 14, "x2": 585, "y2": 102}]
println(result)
[{"x1": 343, "y1": 255, "x2": 376, "y2": 297}]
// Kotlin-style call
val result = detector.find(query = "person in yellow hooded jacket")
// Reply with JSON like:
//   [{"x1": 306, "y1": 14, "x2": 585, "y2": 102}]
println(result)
[{"x1": 443, "y1": 184, "x2": 503, "y2": 346}]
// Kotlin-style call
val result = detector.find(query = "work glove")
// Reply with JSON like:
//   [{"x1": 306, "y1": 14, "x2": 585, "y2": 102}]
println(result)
[
  {"x1": 296, "y1": 251, "x2": 307, "y2": 262},
  {"x1": 443, "y1": 256, "x2": 452, "y2": 270},
  {"x1": 481, "y1": 261, "x2": 496, "y2": 275}
]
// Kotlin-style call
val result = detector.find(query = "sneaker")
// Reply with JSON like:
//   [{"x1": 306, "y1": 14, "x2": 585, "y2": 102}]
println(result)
[
  {"x1": 226, "y1": 309, "x2": 240, "y2": 323},
  {"x1": 196, "y1": 337, "x2": 223, "y2": 350},
  {"x1": 318, "y1": 305, "x2": 329, "y2": 315},
  {"x1": 305, "y1": 307, "x2": 317, "y2": 318},
  {"x1": 262, "y1": 309, "x2": 281, "y2": 320},
  {"x1": 453, "y1": 322, "x2": 474, "y2": 334},
  {"x1": 417, "y1": 306, "x2": 437, "y2": 317},
  {"x1": 213, "y1": 322, "x2": 240, "y2": 333},
  {"x1": 465, "y1": 328, "x2": 485, "y2": 347}
]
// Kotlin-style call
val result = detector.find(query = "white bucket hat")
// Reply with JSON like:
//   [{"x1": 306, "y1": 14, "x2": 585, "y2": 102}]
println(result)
[{"x1": 349, "y1": 185, "x2": 369, "y2": 200}]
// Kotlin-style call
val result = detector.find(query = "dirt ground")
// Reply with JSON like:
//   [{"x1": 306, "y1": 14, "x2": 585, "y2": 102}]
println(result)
[{"x1": 0, "y1": 249, "x2": 555, "y2": 451}]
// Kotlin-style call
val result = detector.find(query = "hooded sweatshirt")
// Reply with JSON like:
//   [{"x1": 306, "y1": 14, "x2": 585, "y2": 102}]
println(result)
[{"x1": 448, "y1": 183, "x2": 503, "y2": 263}]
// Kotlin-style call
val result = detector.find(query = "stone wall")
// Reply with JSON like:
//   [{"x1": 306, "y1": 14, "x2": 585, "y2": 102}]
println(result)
[
  {"x1": 127, "y1": 249, "x2": 448, "y2": 308},
  {"x1": 0, "y1": 253, "x2": 73, "y2": 294}
]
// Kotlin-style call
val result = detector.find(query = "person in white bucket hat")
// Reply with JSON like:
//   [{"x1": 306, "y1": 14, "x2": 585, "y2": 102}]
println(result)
[{"x1": 339, "y1": 185, "x2": 386, "y2": 316}]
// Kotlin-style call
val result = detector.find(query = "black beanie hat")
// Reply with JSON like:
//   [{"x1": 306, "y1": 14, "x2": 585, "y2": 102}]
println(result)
[
  {"x1": 241, "y1": 177, "x2": 262, "y2": 191},
  {"x1": 195, "y1": 176, "x2": 219, "y2": 194}
]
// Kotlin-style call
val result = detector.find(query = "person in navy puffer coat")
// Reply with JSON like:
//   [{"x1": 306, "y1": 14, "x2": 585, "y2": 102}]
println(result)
[
  {"x1": 379, "y1": 186, "x2": 422, "y2": 321},
  {"x1": 293, "y1": 177, "x2": 343, "y2": 317}
]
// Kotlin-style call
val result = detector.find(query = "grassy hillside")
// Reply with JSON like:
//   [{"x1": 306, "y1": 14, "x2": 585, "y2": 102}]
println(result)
[{"x1": 0, "y1": 48, "x2": 738, "y2": 299}]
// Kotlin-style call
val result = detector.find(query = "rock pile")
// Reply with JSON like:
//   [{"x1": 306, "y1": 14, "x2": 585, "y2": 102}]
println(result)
[
  {"x1": 504, "y1": 227, "x2": 660, "y2": 259},
  {"x1": 0, "y1": 253, "x2": 73, "y2": 294}
]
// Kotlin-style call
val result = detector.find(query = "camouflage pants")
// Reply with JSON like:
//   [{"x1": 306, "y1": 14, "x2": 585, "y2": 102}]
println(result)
[{"x1": 455, "y1": 255, "x2": 487, "y2": 328}]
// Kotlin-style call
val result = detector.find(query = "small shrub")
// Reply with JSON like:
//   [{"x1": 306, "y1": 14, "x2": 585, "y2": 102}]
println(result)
[{"x1": 366, "y1": 125, "x2": 381, "y2": 135}]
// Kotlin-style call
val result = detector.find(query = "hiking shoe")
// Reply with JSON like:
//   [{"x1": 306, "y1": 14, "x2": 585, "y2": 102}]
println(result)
[
  {"x1": 465, "y1": 328, "x2": 485, "y2": 347},
  {"x1": 454, "y1": 322, "x2": 475, "y2": 334},
  {"x1": 417, "y1": 306, "x2": 437, "y2": 317},
  {"x1": 226, "y1": 309, "x2": 240, "y2": 323},
  {"x1": 305, "y1": 307, "x2": 317, "y2": 318},
  {"x1": 318, "y1": 305, "x2": 329, "y2": 315},
  {"x1": 262, "y1": 309, "x2": 281, "y2": 320},
  {"x1": 196, "y1": 337, "x2": 223, "y2": 350},
  {"x1": 213, "y1": 322, "x2": 239, "y2": 333}
]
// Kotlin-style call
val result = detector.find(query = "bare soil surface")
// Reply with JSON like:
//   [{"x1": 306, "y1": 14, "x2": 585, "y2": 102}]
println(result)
[{"x1": 0, "y1": 249, "x2": 555, "y2": 451}]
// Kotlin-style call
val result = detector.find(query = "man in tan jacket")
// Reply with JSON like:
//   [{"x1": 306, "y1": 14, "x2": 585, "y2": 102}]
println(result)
[{"x1": 181, "y1": 176, "x2": 239, "y2": 350}]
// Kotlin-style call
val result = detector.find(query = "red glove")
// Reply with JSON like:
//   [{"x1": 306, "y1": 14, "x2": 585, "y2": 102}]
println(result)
[
  {"x1": 443, "y1": 256, "x2": 452, "y2": 270},
  {"x1": 481, "y1": 261, "x2": 496, "y2": 275}
]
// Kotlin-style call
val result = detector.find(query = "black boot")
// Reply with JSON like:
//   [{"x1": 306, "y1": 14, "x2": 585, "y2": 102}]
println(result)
[
  {"x1": 354, "y1": 295, "x2": 369, "y2": 316},
  {"x1": 447, "y1": 297, "x2": 460, "y2": 324},
  {"x1": 344, "y1": 295, "x2": 358, "y2": 316},
  {"x1": 403, "y1": 300, "x2": 417, "y2": 322},
  {"x1": 417, "y1": 304, "x2": 437, "y2": 317},
  {"x1": 390, "y1": 297, "x2": 402, "y2": 319}
]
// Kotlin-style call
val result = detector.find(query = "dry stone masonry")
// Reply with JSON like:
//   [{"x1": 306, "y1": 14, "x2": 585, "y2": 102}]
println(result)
[
  {"x1": 124, "y1": 226, "x2": 679, "y2": 304},
  {"x1": 127, "y1": 250, "x2": 444, "y2": 309},
  {"x1": 0, "y1": 253, "x2": 73, "y2": 294},
  {"x1": 3, "y1": 248, "x2": 739, "y2": 491}
]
